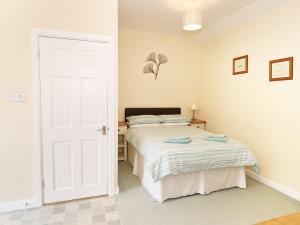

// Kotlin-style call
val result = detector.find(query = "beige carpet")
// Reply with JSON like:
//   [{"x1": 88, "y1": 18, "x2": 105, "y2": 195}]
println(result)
[{"x1": 117, "y1": 161, "x2": 300, "y2": 225}]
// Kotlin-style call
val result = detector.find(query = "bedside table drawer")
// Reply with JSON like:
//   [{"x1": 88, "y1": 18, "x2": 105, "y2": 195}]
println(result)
[
  {"x1": 118, "y1": 126, "x2": 127, "y2": 134},
  {"x1": 191, "y1": 123, "x2": 205, "y2": 129}
]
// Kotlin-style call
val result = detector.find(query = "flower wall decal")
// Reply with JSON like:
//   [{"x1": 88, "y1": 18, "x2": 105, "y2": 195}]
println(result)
[{"x1": 143, "y1": 52, "x2": 168, "y2": 80}]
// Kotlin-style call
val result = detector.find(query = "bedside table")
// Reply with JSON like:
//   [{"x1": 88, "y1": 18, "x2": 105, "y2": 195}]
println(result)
[
  {"x1": 191, "y1": 119, "x2": 207, "y2": 130},
  {"x1": 118, "y1": 122, "x2": 127, "y2": 161}
]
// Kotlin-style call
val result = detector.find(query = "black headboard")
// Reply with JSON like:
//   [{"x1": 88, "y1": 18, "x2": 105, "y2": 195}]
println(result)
[{"x1": 125, "y1": 108, "x2": 181, "y2": 121}]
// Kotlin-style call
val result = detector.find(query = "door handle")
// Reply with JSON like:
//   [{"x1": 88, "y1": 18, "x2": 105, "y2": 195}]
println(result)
[{"x1": 97, "y1": 126, "x2": 107, "y2": 135}]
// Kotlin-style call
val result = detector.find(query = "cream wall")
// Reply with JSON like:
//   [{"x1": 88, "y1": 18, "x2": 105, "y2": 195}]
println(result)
[
  {"x1": 118, "y1": 28, "x2": 201, "y2": 121},
  {"x1": 0, "y1": 0, "x2": 117, "y2": 202},
  {"x1": 198, "y1": 0, "x2": 300, "y2": 193}
]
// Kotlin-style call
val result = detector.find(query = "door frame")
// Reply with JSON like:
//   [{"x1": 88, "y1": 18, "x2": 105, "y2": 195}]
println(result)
[{"x1": 31, "y1": 29, "x2": 117, "y2": 206}]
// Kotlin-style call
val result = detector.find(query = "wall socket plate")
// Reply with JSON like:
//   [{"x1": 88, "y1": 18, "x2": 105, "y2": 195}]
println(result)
[
  {"x1": 8, "y1": 92, "x2": 27, "y2": 102},
  {"x1": 7, "y1": 81, "x2": 27, "y2": 102}
]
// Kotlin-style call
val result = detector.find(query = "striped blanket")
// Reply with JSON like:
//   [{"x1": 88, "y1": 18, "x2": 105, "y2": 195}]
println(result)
[{"x1": 126, "y1": 126, "x2": 258, "y2": 182}]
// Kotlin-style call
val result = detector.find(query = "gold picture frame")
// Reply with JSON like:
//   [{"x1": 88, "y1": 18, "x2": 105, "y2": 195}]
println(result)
[
  {"x1": 233, "y1": 55, "x2": 248, "y2": 75},
  {"x1": 269, "y1": 57, "x2": 293, "y2": 81}
]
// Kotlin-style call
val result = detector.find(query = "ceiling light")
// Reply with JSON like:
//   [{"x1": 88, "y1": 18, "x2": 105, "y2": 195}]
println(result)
[{"x1": 183, "y1": 10, "x2": 203, "y2": 31}]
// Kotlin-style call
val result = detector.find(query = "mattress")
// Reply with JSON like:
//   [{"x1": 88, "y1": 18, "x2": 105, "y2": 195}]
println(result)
[{"x1": 126, "y1": 126, "x2": 257, "y2": 182}]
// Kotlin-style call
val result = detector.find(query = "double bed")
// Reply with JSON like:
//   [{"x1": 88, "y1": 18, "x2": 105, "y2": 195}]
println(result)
[{"x1": 124, "y1": 108, "x2": 258, "y2": 203}]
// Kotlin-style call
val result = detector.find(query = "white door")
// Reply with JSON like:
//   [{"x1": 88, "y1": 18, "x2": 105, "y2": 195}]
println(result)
[{"x1": 39, "y1": 37, "x2": 109, "y2": 203}]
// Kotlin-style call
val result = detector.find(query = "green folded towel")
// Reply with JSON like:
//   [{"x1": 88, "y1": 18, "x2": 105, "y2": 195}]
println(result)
[
  {"x1": 205, "y1": 134, "x2": 229, "y2": 143},
  {"x1": 164, "y1": 137, "x2": 192, "y2": 144},
  {"x1": 166, "y1": 136, "x2": 190, "y2": 140},
  {"x1": 207, "y1": 134, "x2": 228, "y2": 138}
]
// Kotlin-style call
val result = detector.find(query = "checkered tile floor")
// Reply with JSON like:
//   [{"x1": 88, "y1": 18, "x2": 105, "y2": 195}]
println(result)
[{"x1": 0, "y1": 197, "x2": 121, "y2": 225}]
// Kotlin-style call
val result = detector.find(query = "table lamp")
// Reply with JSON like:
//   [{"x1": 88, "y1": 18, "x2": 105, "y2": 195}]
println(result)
[{"x1": 190, "y1": 102, "x2": 198, "y2": 122}]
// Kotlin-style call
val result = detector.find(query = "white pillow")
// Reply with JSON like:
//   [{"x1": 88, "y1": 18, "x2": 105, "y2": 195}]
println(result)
[
  {"x1": 129, "y1": 123, "x2": 164, "y2": 128},
  {"x1": 162, "y1": 122, "x2": 191, "y2": 127},
  {"x1": 127, "y1": 115, "x2": 163, "y2": 126},
  {"x1": 159, "y1": 114, "x2": 190, "y2": 123}
]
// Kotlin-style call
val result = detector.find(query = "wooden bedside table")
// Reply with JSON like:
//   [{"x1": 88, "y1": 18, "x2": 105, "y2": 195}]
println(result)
[
  {"x1": 118, "y1": 122, "x2": 127, "y2": 161},
  {"x1": 191, "y1": 119, "x2": 207, "y2": 130}
]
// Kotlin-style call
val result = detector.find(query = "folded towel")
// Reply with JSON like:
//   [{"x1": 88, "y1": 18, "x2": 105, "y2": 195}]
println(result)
[
  {"x1": 164, "y1": 137, "x2": 192, "y2": 144},
  {"x1": 166, "y1": 136, "x2": 191, "y2": 141},
  {"x1": 207, "y1": 134, "x2": 228, "y2": 139},
  {"x1": 206, "y1": 137, "x2": 229, "y2": 143},
  {"x1": 205, "y1": 134, "x2": 229, "y2": 143}
]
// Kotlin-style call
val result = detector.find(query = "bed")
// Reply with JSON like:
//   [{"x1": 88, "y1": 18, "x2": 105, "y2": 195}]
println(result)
[{"x1": 125, "y1": 108, "x2": 257, "y2": 203}]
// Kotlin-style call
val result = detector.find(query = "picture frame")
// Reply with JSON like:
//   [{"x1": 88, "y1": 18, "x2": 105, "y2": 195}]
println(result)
[
  {"x1": 269, "y1": 57, "x2": 293, "y2": 81},
  {"x1": 233, "y1": 55, "x2": 248, "y2": 75}
]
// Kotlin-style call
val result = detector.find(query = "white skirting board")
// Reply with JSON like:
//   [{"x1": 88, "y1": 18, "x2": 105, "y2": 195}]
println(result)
[
  {"x1": 0, "y1": 198, "x2": 41, "y2": 213},
  {"x1": 246, "y1": 170, "x2": 300, "y2": 202},
  {"x1": 1, "y1": 173, "x2": 299, "y2": 212}
]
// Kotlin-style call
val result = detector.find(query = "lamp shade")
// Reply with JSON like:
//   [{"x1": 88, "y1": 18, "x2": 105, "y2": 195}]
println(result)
[
  {"x1": 190, "y1": 102, "x2": 199, "y2": 110},
  {"x1": 183, "y1": 10, "x2": 203, "y2": 31}
]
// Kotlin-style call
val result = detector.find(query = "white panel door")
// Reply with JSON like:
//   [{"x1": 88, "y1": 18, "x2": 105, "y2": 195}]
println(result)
[{"x1": 39, "y1": 37, "x2": 109, "y2": 203}]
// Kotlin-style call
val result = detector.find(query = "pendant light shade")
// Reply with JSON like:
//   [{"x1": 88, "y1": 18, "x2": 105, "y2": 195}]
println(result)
[{"x1": 183, "y1": 10, "x2": 203, "y2": 31}]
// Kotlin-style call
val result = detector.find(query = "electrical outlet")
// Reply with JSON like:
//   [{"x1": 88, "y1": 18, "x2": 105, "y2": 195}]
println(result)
[
  {"x1": 8, "y1": 92, "x2": 27, "y2": 102},
  {"x1": 7, "y1": 81, "x2": 27, "y2": 102}
]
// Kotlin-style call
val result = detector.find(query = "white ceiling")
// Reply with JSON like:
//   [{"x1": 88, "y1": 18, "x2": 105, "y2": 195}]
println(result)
[{"x1": 119, "y1": 0, "x2": 257, "y2": 34}]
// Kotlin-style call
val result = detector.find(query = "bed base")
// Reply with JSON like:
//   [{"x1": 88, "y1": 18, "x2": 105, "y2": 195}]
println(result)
[{"x1": 128, "y1": 143, "x2": 246, "y2": 203}]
